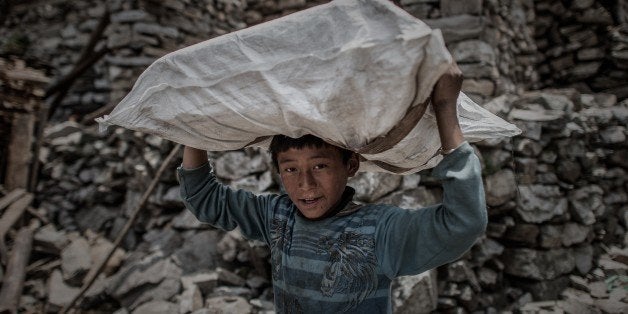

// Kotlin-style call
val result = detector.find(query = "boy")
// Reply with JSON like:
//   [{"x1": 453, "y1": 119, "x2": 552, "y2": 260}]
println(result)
[{"x1": 178, "y1": 62, "x2": 487, "y2": 313}]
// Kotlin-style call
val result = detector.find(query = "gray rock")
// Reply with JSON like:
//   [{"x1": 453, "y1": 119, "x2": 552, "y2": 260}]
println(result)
[
  {"x1": 515, "y1": 157, "x2": 537, "y2": 184},
  {"x1": 569, "y1": 185, "x2": 604, "y2": 225},
  {"x1": 539, "y1": 224, "x2": 564, "y2": 248},
  {"x1": 208, "y1": 286, "x2": 254, "y2": 299},
  {"x1": 446, "y1": 260, "x2": 480, "y2": 291},
  {"x1": 451, "y1": 40, "x2": 496, "y2": 66},
  {"x1": 600, "y1": 126, "x2": 626, "y2": 144},
  {"x1": 132, "y1": 300, "x2": 179, "y2": 314},
  {"x1": 106, "y1": 56, "x2": 156, "y2": 67},
  {"x1": 516, "y1": 185, "x2": 568, "y2": 223},
  {"x1": 471, "y1": 238, "x2": 504, "y2": 266},
  {"x1": 128, "y1": 277, "x2": 181, "y2": 309},
  {"x1": 392, "y1": 270, "x2": 438, "y2": 314},
  {"x1": 440, "y1": 0, "x2": 482, "y2": 16},
  {"x1": 573, "y1": 245, "x2": 594, "y2": 274},
  {"x1": 503, "y1": 248, "x2": 575, "y2": 280},
  {"x1": 462, "y1": 79, "x2": 495, "y2": 96},
  {"x1": 204, "y1": 296, "x2": 253, "y2": 313},
  {"x1": 508, "y1": 108, "x2": 565, "y2": 122},
  {"x1": 378, "y1": 186, "x2": 440, "y2": 209},
  {"x1": 348, "y1": 172, "x2": 402, "y2": 202},
  {"x1": 180, "y1": 285, "x2": 203, "y2": 314},
  {"x1": 514, "y1": 138, "x2": 543, "y2": 157},
  {"x1": 61, "y1": 237, "x2": 92, "y2": 285},
  {"x1": 174, "y1": 230, "x2": 223, "y2": 274},
  {"x1": 181, "y1": 268, "x2": 245, "y2": 295},
  {"x1": 133, "y1": 22, "x2": 179, "y2": 38},
  {"x1": 505, "y1": 224, "x2": 539, "y2": 246},
  {"x1": 34, "y1": 224, "x2": 69, "y2": 254},
  {"x1": 562, "y1": 223, "x2": 591, "y2": 246},
  {"x1": 48, "y1": 270, "x2": 79, "y2": 309},
  {"x1": 111, "y1": 10, "x2": 152, "y2": 23},
  {"x1": 108, "y1": 254, "x2": 182, "y2": 300},
  {"x1": 485, "y1": 169, "x2": 517, "y2": 206},
  {"x1": 424, "y1": 15, "x2": 485, "y2": 42},
  {"x1": 214, "y1": 152, "x2": 268, "y2": 180},
  {"x1": 477, "y1": 267, "x2": 498, "y2": 288},
  {"x1": 556, "y1": 159, "x2": 582, "y2": 184}
]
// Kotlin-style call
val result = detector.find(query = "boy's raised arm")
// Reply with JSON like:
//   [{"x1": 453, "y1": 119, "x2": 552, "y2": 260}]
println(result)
[
  {"x1": 432, "y1": 61, "x2": 465, "y2": 152},
  {"x1": 182, "y1": 146, "x2": 209, "y2": 169}
]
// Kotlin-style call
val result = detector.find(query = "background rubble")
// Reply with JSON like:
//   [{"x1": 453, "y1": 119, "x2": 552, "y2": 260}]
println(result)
[{"x1": 1, "y1": 0, "x2": 627, "y2": 313}]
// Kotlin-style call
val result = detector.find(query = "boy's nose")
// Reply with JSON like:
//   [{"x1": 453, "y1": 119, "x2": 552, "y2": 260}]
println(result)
[{"x1": 298, "y1": 170, "x2": 317, "y2": 189}]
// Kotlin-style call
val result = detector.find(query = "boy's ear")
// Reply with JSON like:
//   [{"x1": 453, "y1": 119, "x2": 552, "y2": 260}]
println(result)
[{"x1": 347, "y1": 153, "x2": 359, "y2": 177}]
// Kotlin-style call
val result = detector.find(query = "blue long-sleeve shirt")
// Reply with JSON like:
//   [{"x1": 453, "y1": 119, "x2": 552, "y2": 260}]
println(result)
[{"x1": 178, "y1": 142, "x2": 487, "y2": 313}]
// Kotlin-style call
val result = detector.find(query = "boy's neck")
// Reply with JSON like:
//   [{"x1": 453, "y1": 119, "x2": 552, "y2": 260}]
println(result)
[{"x1": 297, "y1": 187, "x2": 356, "y2": 221}]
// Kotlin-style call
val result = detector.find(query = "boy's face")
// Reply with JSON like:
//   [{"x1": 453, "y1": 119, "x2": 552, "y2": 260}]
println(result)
[{"x1": 276, "y1": 145, "x2": 359, "y2": 219}]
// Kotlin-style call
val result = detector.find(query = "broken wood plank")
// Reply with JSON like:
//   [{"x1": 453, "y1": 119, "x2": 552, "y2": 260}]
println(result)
[
  {"x1": 0, "y1": 189, "x2": 26, "y2": 213},
  {"x1": 0, "y1": 193, "x2": 33, "y2": 264},
  {"x1": 0, "y1": 222, "x2": 35, "y2": 314},
  {"x1": 4, "y1": 113, "x2": 35, "y2": 190}
]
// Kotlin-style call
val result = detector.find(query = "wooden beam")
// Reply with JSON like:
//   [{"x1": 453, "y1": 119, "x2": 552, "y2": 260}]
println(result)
[
  {"x1": 0, "y1": 193, "x2": 33, "y2": 264},
  {"x1": 0, "y1": 223, "x2": 35, "y2": 314},
  {"x1": 4, "y1": 113, "x2": 35, "y2": 190},
  {"x1": 0, "y1": 189, "x2": 26, "y2": 213}
]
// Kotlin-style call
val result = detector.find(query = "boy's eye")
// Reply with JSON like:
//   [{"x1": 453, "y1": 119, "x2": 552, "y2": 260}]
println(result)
[
  {"x1": 314, "y1": 164, "x2": 328, "y2": 170},
  {"x1": 283, "y1": 167, "x2": 297, "y2": 173}
]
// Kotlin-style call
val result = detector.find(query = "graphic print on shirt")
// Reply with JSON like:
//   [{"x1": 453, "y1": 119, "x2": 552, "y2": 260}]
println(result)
[
  {"x1": 270, "y1": 217, "x2": 291, "y2": 280},
  {"x1": 317, "y1": 231, "x2": 378, "y2": 311}
]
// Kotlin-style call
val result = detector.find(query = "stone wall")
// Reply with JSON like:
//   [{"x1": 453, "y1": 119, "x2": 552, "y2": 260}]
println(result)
[{"x1": 533, "y1": 0, "x2": 628, "y2": 99}]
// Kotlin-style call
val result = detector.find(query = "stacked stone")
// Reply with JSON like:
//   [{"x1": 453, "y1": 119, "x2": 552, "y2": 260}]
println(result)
[
  {"x1": 476, "y1": 89, "x2": 628, "y2": 311},
  {"x1": 534, "y1": 0, "x2": 628, "y2": 99}
]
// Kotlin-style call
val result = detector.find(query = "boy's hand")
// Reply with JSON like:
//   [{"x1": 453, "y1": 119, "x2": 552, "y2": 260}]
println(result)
[
  {"x1": 432, "y1": 61, "x2": 464, "y2": 152},
  {"x1": 182, "y1": 146, "x2": 208, "y2": 169},
  {"x1": 431, "y1": 61, "x2": 463, "y2": 108}
]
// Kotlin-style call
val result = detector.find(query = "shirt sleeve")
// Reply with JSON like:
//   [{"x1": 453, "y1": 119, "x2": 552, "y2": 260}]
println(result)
[
  {"x1": 375, "y1": 142, "x2": 488, "y2": 278},
  {"x1": 177, "y1": 162, "x2": 277, "y2": 244}
]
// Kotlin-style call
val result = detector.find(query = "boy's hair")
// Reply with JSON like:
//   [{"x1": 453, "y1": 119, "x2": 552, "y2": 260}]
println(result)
[{"x1": 269, "y1": 134, "x2": 355, "y2": 171}]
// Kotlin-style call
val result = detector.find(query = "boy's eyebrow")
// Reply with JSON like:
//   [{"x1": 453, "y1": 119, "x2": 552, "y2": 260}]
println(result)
[{"x1": 277, "y1": 154, "x2": 334, "y2": 164}]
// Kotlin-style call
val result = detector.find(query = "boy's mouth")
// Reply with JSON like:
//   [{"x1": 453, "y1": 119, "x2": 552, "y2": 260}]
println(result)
[{"x1": 300, "y1": 197, "x2": 322, "y2": 205}]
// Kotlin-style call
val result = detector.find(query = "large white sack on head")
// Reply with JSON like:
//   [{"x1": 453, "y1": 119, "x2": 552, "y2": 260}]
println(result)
[{"x1": 97, "y1": 0, "x2": 520, "y2": 174}]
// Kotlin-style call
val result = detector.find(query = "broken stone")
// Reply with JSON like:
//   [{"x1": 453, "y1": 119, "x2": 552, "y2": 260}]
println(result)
[
  {"x1": 503, "y1": 248, "x2": 575, "y2": 280},
  {"x1": 349, "y1": 172, "x2": 402, "y2": 202},
  {"x1": 132, "y1": 300, "x2": 179, "y2": 314},
  {"x1": 181, "y1": 268, "x2": 245, "y2": 295},
  {"x1": 516, "y1": 185, "x2": 568, "y2": 223},
  {"x1": 378, "y1": 186, "x2": 440, "y2": 209},
  {"x1": 392, "y1": 270, "x2": 438, "y2": 314},
  {"x1": 425, "y1": 15, "x2": 484, "y2": 42},
  {"x1": 108, "y1": 254, "x2": 182, "y2": 300},
  {"x1": 569, "y1": 185, "x2": 604, "y2": 225},
  {"x1": 179, "y1": 284, "x2": 203, "y2": 313},
  {"x1": 48, "y1": 270, "x2": 79, "y2": 309},
  {"x1": 485, "y1": 169, "x2": 517, "y2": 206},
  {"x1": 505, "y1": 223, "x2": 539, "y2": 246},
  {"x1": 214, "y1": 152, "x2": 268, "y2": 180},
  {"x1": 573, "y1": 245, "x2": 594, "y2": 274},
  {"x1": 33, "y1": 224, "x2": 69, "y2": 254},
  {"x1": 174, "y1": 230, "x2": 223, "y2": 274},
  {"x1": 204, "y1": 296, "x2": 253, "y2": 313},
  {"x1": 61, "y1": 237, "x2": 92, "y2": 286}
]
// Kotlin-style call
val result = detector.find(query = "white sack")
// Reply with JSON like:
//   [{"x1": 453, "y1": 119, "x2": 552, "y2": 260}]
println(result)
[{"x1": 97, "y1": 0, "x2": 521, "y2": 174}]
